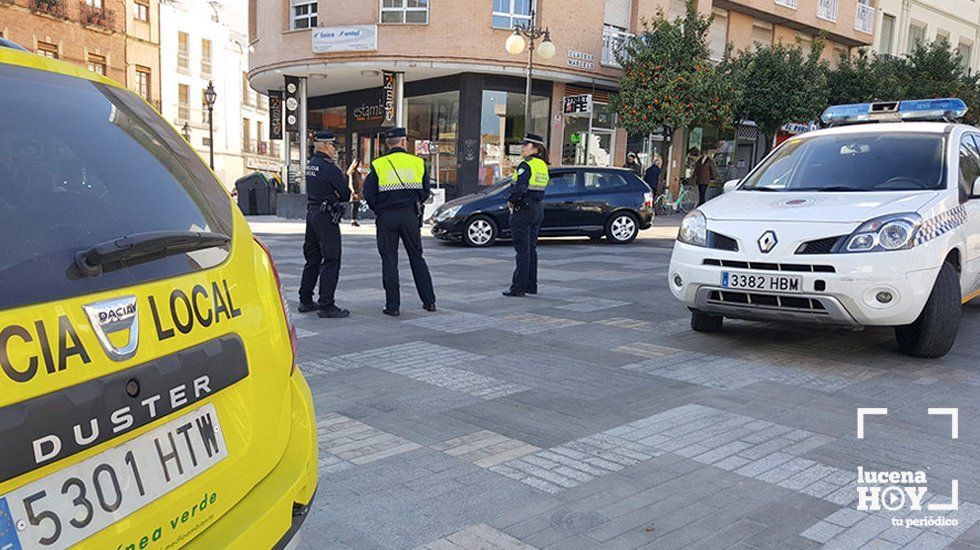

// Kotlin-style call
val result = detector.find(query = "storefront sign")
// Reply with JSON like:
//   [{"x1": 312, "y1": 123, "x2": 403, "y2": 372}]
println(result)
[
  {"x1": 382, "y1": 71, "x2": 399, "y2": 127},
  {"x1": 312, "y1": 25, "x2": 377, "y2": 54},
  {"x1": 563, "y1": 94, "x2": 593, "y2": 115},
  {"x1": 246, "y1": 157, "x2": 282, "y2": 172},
  {"x1": 567, "y1": 50, "x2": 595, "y2": 70},
  {"x1": 268, "y1": 90, "x2": 283, "y2": 140},
  {"x1": 351, "y1": 95, "x2": 385, "y2": 129}
]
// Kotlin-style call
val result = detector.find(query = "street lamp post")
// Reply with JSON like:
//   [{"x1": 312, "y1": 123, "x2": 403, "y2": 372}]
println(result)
[
  {"x1": 204, "y1": 80, "x2": 217, "y2": 170},
  {"x1": 505, "y1": 9, "x2": 556, "y2": 135}
]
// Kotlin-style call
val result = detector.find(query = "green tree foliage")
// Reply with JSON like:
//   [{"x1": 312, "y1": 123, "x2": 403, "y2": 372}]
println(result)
[
  {"x1": 725, "y1": 41, "x2": 828, "y2": 151},
  {"x1": 825, "y1": 49, "x2": 905, "y2": 105},
  {"x1": 609, "y1": 0, "x2": 736, "y2": 147},
  {"x1": 825, "y1": 40, "x2": 980, "y2": 124}
]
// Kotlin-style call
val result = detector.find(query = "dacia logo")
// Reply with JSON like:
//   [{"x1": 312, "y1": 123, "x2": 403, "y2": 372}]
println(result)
[
  {"x1": 757, "y1": 231, "x2": 778, "y2": 254},
  {"x1": 83, "y1": 295, "x2": 139, "y2": 361}
]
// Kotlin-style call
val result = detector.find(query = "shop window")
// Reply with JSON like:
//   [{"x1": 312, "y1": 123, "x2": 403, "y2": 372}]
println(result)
[
  {"x1": 407, "y1": 91, "x2": 460, "y2": 189},
  {"x1": 479, "y1": 90, "x2": 549, "y2": 185},
  {"x1": 492, "y1": 0, "x2": 533, "y2": 30},
  {"x1": 87, "y1": 54, "x2": 107, "y2": 75},
  {"x1": 36, "y1": 41, "x2": 58, "y2": 59},
  {"x1": 291, "y1": 0, "x2": 317, "y2": 30},
  {"x1": 133, "y1": 0, "x2": 149, "y2": 22},
  {"x1": 381, "y1": 0, "x2": 428, "y2": 24}
]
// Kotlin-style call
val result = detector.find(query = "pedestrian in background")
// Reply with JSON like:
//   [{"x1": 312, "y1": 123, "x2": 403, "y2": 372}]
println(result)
[
  {"x1": 362, "y1": 127, "x2": 437, "y2": 316},
  {"x1": 503, "y1": 133, "x2": 549, "y2": 298},
  {"x1": 624, "y1": 152, "x2": 642, "y2": 177},
  {"x1": 346, "y1": 158, "x2": 363, "y2": 227},
  {"x1": 298, "y1": 131, "x2": 351, "y2": 319},
  {"x1": 691, "y1": 147, "x2": 718, "y2": 206},
  {"x1": 643, "y1": 154, "x2": 662, "y2": 195},
  {"x1": 703, "y1": 142, "x2": 726, "y2": 202}
]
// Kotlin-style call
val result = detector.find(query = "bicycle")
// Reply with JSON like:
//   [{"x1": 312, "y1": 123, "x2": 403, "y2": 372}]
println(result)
[{"x1": 654, "y1": 184, "x2": 698, "y2": 215}]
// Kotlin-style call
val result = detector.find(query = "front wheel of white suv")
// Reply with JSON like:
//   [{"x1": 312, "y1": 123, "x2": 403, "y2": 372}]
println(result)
[
  {"x1": 691, "y1": 309, "x2": 723, "y2": 332},
  {"x1": 894, "y1": 262, "x2": 961, "y2": 358}
]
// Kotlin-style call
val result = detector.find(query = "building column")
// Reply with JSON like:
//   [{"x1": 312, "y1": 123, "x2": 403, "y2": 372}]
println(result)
[
  {"x1": 298, "y1": 77, "x2": 308, "y2": 194},
  {"x1": 548, "y1": 81, "x2": 565, "y2": 166}
]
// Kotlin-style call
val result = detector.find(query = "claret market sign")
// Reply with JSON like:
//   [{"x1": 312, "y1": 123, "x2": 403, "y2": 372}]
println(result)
[{"x1": 312, "y1": 25, "x2": 378, "y2": 54}]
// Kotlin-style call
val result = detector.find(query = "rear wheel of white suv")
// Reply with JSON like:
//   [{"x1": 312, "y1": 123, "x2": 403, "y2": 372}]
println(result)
[
  {"x1": 691, "y1": 309, "x2": 724, "y2": 332},
  {"x1": 894, "y1": 262, "x2": 961, "y2": 358}
]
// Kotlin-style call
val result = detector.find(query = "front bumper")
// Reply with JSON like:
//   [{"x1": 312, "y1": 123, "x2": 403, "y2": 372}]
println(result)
[
  {"x1": 668, "y1": 241, "x2": 942, "y2": 327},
  {"x1": 431, "y1": 218, "x2": 465, "y2": 241},
  {"x1": 186, "y1": 371, "x2": 318, "y2": 549}
]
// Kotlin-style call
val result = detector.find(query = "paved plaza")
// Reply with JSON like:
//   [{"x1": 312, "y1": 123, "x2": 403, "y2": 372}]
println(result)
[{"x1": 252, "y1": 220, "x2": 980, "y2": 550}]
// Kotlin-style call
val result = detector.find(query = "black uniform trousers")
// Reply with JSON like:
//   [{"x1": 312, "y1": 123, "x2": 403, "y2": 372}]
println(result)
[
  {"x1": 376, "y1": 206, "x2": 435, "y2": 310},
  {"x1": 299, "y1": 207, "x2": 341, "y2": 307},
  {"x1": 509, "y1": 200, "x2": 544, "y2": 293}
]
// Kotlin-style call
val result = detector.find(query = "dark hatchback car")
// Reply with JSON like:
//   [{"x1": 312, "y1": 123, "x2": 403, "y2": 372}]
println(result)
[{"x1": 430, "y1": 166, "x2": 654, "y2": 247}]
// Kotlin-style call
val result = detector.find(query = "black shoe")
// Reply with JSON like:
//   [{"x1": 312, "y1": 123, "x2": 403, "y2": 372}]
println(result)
[
  {"x1": 527, "y1": 289, "x2": 538, "y2": 295},
  {"x1": 318, "y1": 305, "x2": 350, "y2": 318},
  {"x1": 383, "y1": 308, "x2": 400, "y2": 317},
  {"x1": 423, "y1": 303, "x2": 437, "y2": 312},
  {"x1": 502, "y1": 290, "x2": 526, "y2": 297},
  {"x1": 298, "y1": 302, "x2": 319, "y2": 313}
]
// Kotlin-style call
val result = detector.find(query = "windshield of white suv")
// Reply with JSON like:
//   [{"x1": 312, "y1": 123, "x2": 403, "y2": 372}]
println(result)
[{"x1": 741, "y1": 132, "x2": 946, "y2": 192}]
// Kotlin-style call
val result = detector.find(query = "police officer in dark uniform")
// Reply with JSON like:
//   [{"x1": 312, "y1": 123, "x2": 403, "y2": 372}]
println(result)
[
  {"x1": 362, "y1": 127, "x2": 436, "y2": 316},
  {"x1": 503, "y1": 133, "x2": 549, "y2": 297},
  {"x1": 298, "y1": 131, "x2": 351, "y2": 318}
]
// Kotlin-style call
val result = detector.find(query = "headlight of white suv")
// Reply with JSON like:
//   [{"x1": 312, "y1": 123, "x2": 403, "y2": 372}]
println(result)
[
  {"x1": 434, "y1": 205, "x2": 462, "y2": 222},
  {"x1": 844, "y1": 213, "x2": 922, "y2": 253},
  {"x1": 678, "y1": 210, "x2": 707, "y2": 247}
]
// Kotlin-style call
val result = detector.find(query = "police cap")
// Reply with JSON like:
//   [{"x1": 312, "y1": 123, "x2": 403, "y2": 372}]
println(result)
[
  {"x1": 385, "y1": 127, "x2": 407, "y2": 139},
  {"x1": 520, "y1": 133, "x2": 545, "y2": 146},
  {"x1": 313, "y1": 131, "x2": 335, "y2": 143}
]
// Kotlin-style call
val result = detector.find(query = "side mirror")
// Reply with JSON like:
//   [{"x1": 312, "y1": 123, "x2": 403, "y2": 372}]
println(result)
[
  {"x1": 723, "y1": 179, "x2": 740, "y2": 193},
  {"x1": 973, "y1": 177, "x2": 980, "y2": 198}
]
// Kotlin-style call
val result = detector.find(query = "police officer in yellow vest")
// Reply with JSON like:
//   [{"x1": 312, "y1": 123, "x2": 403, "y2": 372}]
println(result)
[
  {"x1": 503, "y1": 133, "x2": 549, "y2": 297},
  {"x1": 362, "y1": 127, "x2": 436, "y2": 316}
]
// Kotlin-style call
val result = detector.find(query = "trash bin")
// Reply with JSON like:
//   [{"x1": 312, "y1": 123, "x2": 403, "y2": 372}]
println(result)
[{"x1": 234, "y1": 173, "x2": 278, "y2": 215}]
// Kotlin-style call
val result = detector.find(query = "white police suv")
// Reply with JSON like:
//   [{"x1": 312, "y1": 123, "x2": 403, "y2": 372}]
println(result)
[{"x1": 669, "y1": 99, "x2": 980, "y2": 358}]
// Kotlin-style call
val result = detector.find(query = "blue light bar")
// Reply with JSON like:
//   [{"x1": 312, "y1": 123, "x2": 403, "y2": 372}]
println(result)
[{"x1": 821, "y1": 98, "x2": 968, "y2": 125}]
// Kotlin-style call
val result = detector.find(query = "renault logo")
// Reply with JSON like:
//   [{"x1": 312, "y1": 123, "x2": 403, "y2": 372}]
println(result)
[
  {"x1": 758, "y1": 231, "x2": 778, "y2": 253},
  {"x1": 83, "y1": 295, "x2": 139, "y2": 361}
]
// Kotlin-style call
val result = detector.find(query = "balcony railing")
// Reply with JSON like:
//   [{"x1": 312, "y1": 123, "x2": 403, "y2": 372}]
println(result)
[
  {"x1": 80, "y1": 2, "x2": 117, "y2": 32},
  {"x1": 29, "y1": 0, "x2": 67, "y2": 19},
  {"x1": 854, "y1": 3, "x2": 874, "y2": 34},
  {"x1": 201, "y1": 60, "x2": 212, "y2": 77},
  {"x1": 177, "y1": 52, "x2": 189, "y2": 72},
  {"x1": 178, "y1": 104, "x2": 190, "y2": 122},
  {"x1": 774, "y1": 0, "x2": 798, "y2": 9},
  {"x1": 817, "y1": 0, "x2": 839, "y2": 22},
  {"x1": 601, "y1": 25, "x2": 633, "y2": 69}
]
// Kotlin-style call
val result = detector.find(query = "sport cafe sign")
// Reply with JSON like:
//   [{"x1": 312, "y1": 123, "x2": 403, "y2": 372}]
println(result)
[{"x1": 312, "y1": 25, "x2": 378, "y2": 54}]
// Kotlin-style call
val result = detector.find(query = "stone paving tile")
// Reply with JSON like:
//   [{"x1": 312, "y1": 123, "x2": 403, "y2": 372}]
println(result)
[
  {"x1": 403, "y1": 309, "x2": 505, "y2": 334},
  {"x1": 595, "y1": 316, "x2": 690, "y2": 333},
  {"x1": 432, "y1": 430, "x2": 540, "y2": 468},
  {"x1": 495, "y1": 313, "x2": 586, "y2": 334},
  {"x1": 318, "y1": 413, "x2": 423, "y2": 467},
  {"x1": 414, "y1": 523, "x2": 537, "y2": 549},
  {"x1": 554, "y1": 297, "x2": 631, "y2": 312}
]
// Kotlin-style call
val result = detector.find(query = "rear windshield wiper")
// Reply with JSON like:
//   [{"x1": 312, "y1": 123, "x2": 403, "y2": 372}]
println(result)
[
  {"x1": 744, "y1": 187, "x2": 781, "y2": 192},
  {"x1": 75, "y1": 230, "x2": 230, "y2": 277}
]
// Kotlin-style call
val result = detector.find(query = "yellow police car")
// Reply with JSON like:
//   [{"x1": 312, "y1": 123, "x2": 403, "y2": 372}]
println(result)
[{"x1": 0, "y1": 42, "x2": 317, "y2": 548}]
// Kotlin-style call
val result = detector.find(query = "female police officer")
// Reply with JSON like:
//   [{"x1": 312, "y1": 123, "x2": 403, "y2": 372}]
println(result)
[{"x1": 503, "y1": 133, "x2": 549, "y2": 297}]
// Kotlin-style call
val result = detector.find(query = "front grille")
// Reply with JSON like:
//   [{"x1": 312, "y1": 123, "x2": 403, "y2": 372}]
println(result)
[
  {"x1": 707, "y1": 231, "x2": 739, "y2": 252},
  {"x1": 703, "y1": 259, "x2": 835, "y2": 273},
  {"x1": 706, "y1": 290, "x2": 829, "y2": 315},
  {"x1": 797, "y1": 236, "x2": 845, "y2": 255}
]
